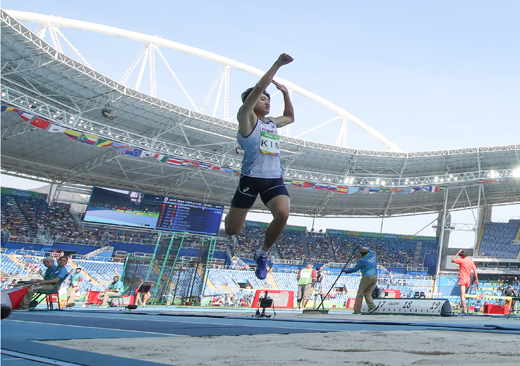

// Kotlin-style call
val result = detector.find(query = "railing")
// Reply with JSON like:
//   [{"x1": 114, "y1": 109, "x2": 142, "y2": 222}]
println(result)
[
  {"x1": 271, "y1": 258, "x2": 304, "y2": 265},
  {"x1": 36, "y1": 229, "x2": 54, "y2": 247}
]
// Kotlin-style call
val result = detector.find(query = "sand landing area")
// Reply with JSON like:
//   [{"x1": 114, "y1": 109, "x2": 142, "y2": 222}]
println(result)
[{"x1": 3, "y1": 307, "x2": 520, "y2": 366}]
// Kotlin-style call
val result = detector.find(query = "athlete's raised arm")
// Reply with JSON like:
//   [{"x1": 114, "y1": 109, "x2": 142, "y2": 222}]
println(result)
[
  {"x1": 270, "y1": 80, "x2": 294, "y2": 128},
  {"x1": 237, "y1": 53, "x2": 293, "y2": 137}
]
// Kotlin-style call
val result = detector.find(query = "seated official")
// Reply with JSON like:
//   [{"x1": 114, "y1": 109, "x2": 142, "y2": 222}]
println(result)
[
  {"x1": 98, "y1": 276, "x2": 124, "y2": 307},
  {"x1": 18, "y1": 256, "x2": 69, "y2": 310}
]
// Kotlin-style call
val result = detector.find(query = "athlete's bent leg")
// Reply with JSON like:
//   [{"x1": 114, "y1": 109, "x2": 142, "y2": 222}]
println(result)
[
  {"x1": 225, "y1": 206, "x2": 250, "y2": 236},
  {"x1": 263, "y1": 195, "x2": 290, "y2": 251}
]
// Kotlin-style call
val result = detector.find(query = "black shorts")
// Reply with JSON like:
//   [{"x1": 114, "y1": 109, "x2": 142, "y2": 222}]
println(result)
[{"x1": 231, "y1": 176, "x2": 289, "y2": 209}]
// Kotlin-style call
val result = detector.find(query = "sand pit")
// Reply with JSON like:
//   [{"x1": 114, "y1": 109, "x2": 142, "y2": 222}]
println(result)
[{"x1": 43, "y1": 330, "x2": 520, "y2": 366}]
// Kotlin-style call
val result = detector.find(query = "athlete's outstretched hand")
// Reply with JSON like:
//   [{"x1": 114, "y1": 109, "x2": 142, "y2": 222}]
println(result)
[
  {"x1": 272, "y1": 80, "x2": 288, "y2": 94},
  {"x1": 276, "y1": 53, "x2": 293, "y2": 66}
]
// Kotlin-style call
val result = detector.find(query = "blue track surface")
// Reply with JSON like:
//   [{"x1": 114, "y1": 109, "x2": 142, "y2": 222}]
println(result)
[{"x1": 2, "y1": 308, "x2": 519, "y2": 365}]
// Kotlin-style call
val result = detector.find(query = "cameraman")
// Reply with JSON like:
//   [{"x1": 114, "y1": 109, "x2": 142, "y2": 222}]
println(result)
[{"x1": 296, "y1": 263, "x2": 316, "y2": 310}]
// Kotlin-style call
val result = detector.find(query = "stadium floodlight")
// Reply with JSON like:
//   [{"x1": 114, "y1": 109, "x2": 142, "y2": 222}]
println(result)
[{"x1": 513, "y1": 167, "x2": 520, "y2": 178}]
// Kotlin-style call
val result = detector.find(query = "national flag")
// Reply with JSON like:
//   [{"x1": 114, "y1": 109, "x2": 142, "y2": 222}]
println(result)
[
  {"x1": 337, "y1": 186, "x2": 348, "y2": 194},
  {"x1": 486, "y1": 179, "x2": 496, "y2": 184},
  {"x1": 197, "y1": 162, "x2": 214, "y2": 170},
  {"x1": 347, "y1": 187, "x2": 359, "y2": 194},
  {"x1": 369, "y1": 187, "x2": 379, "y2": 193},
  {"x1": 1, "y1": 286, "x2": 30, "y2": 309},
  {"x1": 284, "y1": 179, "x2": 293, "y2": 185},
  {"x1": 325, "y1": 185, "x2": 338, "y2": 192},
  {"x1": 379, "y1": 187, "x2": 390, "y2": 192},
  {"x1": 439, "y1": 185, "x2": 448, "y2": 190},
  {"x1": 233, "y1": 170, "x2": 241, "y2": 176},
  {"x1": 400, "y1": 188, "x2": 411, "y2": 194},
  {"x1": 154, "y1": 153, "x2": 168, "y2": 163},
  {"x1": 140, "y1": 150, "x2": 154, "y2": 158},
  {"x1": 17, "y1": 111, "x2": 34, "y2": 121},
  {"x1": 95, "y1": 138, "x2": 113, "y2": 147},
  {"x1": 303, "y1": 182, "x2": 315, "y2": 189},
  {"x1": 64, "y1": 129, "x2": 82, "y2": 141},
  {"x1": 1, "y1": 106, "x2": 18, "y2": 112},
  {"x1": 429, "y1": 186, "x2": 439, "y2": 193},
  {"x1": 185, "y1": 160, "x2": 198, "y2": 167},
  {"x1": 315, "y1": 184, "x2": 327, "y2": 190},
  {"x1": 420, "y1": 187, "x2": 429, "y2": 192},
  {"x1": 389, "y1": 188, "x2": 400, "y2": 192},
  {"x1": 47, "y1": 124, "x2": 66, "y2": 133},
  {"x1": 291, "y1": 180, "x2": 304, "y2": 188},
  {"x1": 78, "y1": 133, "x2": 98, "y2": 145},
  {"x1": 220, "y1": 167, "x2": 234, "y2": 173},
  {"x1": 359, "y1": 187, "x2": 370, "y2": 194},
  {"x1": 411, "y1": 187, "x2": 421, "y2": 193},
  {"x1": 30, "y1": 118, "x2": 51, "y2": 130},
  {"x1": 124, "y1": 147, "x2": 142, "y2": 157},
  {"x1": 478, "y1": 180, "x2": 486, "y2": 184},
  {"x1": 166, "y1": 157, "x2": 185, "y2": 166},
  {"x1": 111, "y1": 142, "x2": 127, "y2": 153}
]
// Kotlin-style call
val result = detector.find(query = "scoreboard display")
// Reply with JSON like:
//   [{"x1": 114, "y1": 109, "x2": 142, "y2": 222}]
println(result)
[
  {"x1": 156, "y1": 197, "x2": 224, "y2": 235},
  {"x1": 85, "y1": 186, "x2": 224, "y2": 236}
]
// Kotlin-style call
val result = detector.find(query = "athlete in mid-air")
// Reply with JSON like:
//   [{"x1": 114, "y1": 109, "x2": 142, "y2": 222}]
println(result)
[{"x1": 225, "y1": 53, "x2": 294, "y2": 280}]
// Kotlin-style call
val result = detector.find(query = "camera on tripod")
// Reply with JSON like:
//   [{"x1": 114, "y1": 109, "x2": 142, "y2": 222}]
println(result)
[
  {"x1": 254, "y1": 291, "x2": 274, "y2": 318},
  {"x1": 259, "y1": 293, "x2": 273, "y2": 308}
]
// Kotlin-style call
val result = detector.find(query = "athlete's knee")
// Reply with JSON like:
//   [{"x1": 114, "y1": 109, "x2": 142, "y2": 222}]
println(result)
[
  {"x1": 274, "y1": 209, "x2": 289, "y2": 223},
  {"x1": 225, "y1": 215, "x2": 242, "y2": 235}
]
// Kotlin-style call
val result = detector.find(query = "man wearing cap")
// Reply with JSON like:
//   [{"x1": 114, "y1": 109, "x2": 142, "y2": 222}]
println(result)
[
  {"x1": 296, "y1": 263, "x2": 317, "y2": 310},
  {"x1": 342, "y1": 247, "x2": 378, "y2": 314},
  {"x1": 66, "y1": 267, "x2": 84, "y2": 306}
]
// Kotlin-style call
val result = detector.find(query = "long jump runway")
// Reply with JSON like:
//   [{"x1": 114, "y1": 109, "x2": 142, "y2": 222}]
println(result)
[{"x1": 2, "y1": 308, "x2": 520, "y2": 366}]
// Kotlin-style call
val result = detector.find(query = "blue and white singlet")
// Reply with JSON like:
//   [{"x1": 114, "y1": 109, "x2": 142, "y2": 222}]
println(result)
[{"x1": 237, "y1": 118, "x2": 283, "y2": 179}]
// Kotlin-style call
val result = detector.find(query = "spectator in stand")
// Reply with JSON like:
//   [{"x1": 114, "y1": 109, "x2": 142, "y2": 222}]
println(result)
[
  {"x1": 98, "y1": 275, "x2": 124, "y2": 307},
  {"x1": 296, "y1": 263, "x2": 317, "y2": 310},
  {"x1": 66, "y1": 267, "x2": 84, "y2": 306},
  {"x1": 18, "y1": 256, "x2": 69, "y2": 310},
  {"x1": 451, "y1": 250, "x2": 479, "y2": 315}
]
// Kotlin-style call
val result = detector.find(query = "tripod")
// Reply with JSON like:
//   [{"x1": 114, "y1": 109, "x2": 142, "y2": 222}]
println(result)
[{"x1": 316, "y1": 248, "x2": 357, "y2": 311}]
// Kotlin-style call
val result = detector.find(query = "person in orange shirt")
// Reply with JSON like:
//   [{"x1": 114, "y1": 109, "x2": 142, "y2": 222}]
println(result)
[{"x1": 451, "y1": 250, "x2": 479, "y2": 314}]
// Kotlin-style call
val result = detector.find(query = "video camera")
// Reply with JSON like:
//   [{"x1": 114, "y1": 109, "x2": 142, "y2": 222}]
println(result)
[{"x1": 254, "y1": 291, "x2": 274, "y2": 318}]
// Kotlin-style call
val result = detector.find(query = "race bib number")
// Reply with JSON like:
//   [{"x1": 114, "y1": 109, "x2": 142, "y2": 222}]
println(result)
[{"x1": 260, "y1": 130, "x2": 280, "y2": 155}]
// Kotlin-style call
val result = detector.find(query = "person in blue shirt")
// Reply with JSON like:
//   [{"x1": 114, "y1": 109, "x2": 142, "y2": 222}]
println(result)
[
  {"x1": 66, "y1": 267, "x2": 85, "y2": 305},
  {"x1": 18, "y1": 256, "x2": 70, "y2": 310},
  {"x1": 342, "y1": 247, "x2": 378, "y2": 314},
  {"x1": 99, "y1": 275, "x2": 124, "y2": 307}
]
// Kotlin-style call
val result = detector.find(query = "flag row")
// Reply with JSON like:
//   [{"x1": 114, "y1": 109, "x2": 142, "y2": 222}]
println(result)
[{"x1": 3, "y1": 105, "x2": 520, "y2": 193}]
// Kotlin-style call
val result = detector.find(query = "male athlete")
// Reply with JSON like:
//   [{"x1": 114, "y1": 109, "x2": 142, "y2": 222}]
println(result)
[
  {"x1": 225, "y1": 53, "x2": 294, "y2": 280},
  {"x1": 451, "y1": 250, "x2": 479, "y2": 314}
]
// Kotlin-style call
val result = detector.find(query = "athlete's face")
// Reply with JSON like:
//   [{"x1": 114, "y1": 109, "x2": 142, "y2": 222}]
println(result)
[{"x1": 254, "y1": 94, "x2": 270, "y2": 116}]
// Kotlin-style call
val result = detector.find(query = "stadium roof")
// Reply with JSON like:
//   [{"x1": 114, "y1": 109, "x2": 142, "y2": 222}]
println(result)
[{"x1": 2, "y1": 10, "x2": 520, "y2": 218}]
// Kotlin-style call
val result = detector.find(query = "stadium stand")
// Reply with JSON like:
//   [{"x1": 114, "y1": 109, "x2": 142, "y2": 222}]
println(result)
[{"x1": 478, "y1": 220, "x2": 520, "y2": 258}]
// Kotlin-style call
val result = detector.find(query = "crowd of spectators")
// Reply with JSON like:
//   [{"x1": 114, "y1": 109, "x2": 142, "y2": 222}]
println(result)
[
  {"x1": 306, "y1": 232, "x2": 335, "y2": 262},
  {"x1": 1, "y1": 194, "x2": 27, "y2": 239}
]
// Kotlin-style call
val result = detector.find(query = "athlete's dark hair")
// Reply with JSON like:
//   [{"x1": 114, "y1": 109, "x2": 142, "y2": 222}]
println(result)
[
  {"x1": 241, "y1": 87, "x2": 270, "y2": 103},
  {"x1": 459, "y1": 250, "x2": 467, "y2": 258}
]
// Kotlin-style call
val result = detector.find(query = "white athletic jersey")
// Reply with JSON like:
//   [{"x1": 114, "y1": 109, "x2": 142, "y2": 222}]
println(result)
[{"x1": 237, "y1": 118, "x2": 283, "y2": 178}]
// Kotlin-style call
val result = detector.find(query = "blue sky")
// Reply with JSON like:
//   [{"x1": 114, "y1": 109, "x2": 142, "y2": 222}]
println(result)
[{"x1": 2, "y1": 1, "x2": 519, "y2": 243}]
